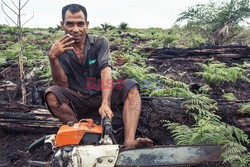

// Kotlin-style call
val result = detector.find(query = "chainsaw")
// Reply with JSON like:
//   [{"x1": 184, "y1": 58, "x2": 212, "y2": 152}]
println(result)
[{"x1": 28, "y1": 117, "x2": 223, "y2": 166}]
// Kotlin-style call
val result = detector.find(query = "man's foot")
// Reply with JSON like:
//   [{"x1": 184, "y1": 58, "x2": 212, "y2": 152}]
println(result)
[{"x1": 124, "y1": 138, "x2": 153, "y2": 149}]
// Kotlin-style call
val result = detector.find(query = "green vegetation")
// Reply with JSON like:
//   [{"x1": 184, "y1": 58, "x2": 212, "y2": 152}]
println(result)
[
  {"x1": 101, "y1": 22, "x2": 115, "y2": 32},
  {"x1": 0, "y1": 42, "x2": 19, "y2": 60},
  {"x1": 164, "y1": 89, "x2": 250, "y2": 166},
  {"x1": 0, "y1": 57, "x2": 6, "y2": 66},
  {"x1": 176, "y1": 0, "x2": 250, "y2": 45},
  {"x1": 118, "y1": 22, "x2": 129, "y2": 31},
  {"x1": 196, "y1": 61, "x2": 250, "y2": 85},
  {"x1": 222, "y1": 92, "x2": 237, "y2": 101},
  {"x1": 165, "y1": 119, "x2": 250, "y2": 166},
  {"x1": 0, "y1": 25, "x2": 58, "y2": 84},
  {"x1": 238, "y1": 103, "x2": 250, "y2": 115}
]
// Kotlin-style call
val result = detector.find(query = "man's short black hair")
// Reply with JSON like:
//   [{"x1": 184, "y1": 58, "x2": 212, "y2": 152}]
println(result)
[{"x1": 62, "y1": 4, "x2": 87, "y2": 21}]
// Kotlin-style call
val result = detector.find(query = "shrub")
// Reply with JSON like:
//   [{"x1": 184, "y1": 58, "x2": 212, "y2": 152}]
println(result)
[{"x1": 118, "y1": 22, "x2": 129, "y2": 31}]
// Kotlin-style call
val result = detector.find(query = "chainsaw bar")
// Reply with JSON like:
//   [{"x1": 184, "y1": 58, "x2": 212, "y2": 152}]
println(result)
[{"x1": 115, "y1": 145, "x2": 222, "y2": 166}]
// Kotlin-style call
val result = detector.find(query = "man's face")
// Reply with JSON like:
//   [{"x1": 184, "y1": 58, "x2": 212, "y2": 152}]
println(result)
[{"x1": 61, "y1": 10, "x2": 89, "y2": 44}]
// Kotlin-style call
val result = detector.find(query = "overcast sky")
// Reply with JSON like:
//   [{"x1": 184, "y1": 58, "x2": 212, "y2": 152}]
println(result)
[{"x1": 0, "y1": 0, "x2": 234, "y2": 29}]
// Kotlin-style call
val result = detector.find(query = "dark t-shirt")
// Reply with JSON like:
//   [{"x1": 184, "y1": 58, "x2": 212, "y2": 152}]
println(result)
[{"x1": 58, "y1": 34, "x2": 112, "y2": 95}]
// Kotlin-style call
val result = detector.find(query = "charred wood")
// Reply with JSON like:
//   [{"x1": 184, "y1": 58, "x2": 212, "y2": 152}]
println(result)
[
  {"x1": 151, "y1": 45, "x2": 250, "y2": 59},
  {"x1": 0, "y1": 97, "x2": 249, "y2": 145}
]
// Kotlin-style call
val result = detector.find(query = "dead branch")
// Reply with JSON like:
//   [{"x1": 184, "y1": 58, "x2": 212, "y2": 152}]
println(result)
[
  {"x1": 21, "y1": 0, "x2": 29, "y2": 10},
  {"x1": 10, "y1": 0, "x2": 18, "y2": 9},
  {"x1": 1, "y1": 0, "x2": 18, "y2": 15},
  {"x1": 0, "y1": 64, "x2": 15, "y2": 75},
  {"x1": 25, "y1": 65, "x2": 44, "y2": 84},
  {"x1": 22, "y1": 11, "x2": 34, "y2": 27},
  {"x1": 1, "y1": 3, "x2": 18, "y2": 26},
  {"x1": 0, "y1": 80, "x2": 17, "y2": 91}
]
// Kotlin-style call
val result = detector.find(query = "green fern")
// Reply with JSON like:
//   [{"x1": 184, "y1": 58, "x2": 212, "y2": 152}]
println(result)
[
  {"x1": 0, "y1": 57, "x2": 6, "y2": 66},
  {"x1": 120, "y1": 62, "x2": 193, "y2": 97},
  {"x1": 234, "y1": 61, "x2": 250, "y2": 82},
  {"x1": 222, "y1": 141, "x2": 250, "y2": 167},
  {"x1": 120, "y1": 63, "x2": 155, "y2": 80},
  {"x1": 164, "y1": 119, "x2": 250, "y2": 167},
  {"x1": 149, "y1": 87, "x2": 192, "y2": 98},
  {"x1": 238, "y1": 103, "x2": 250, "y2": 115},
  {"x1": 122, "y1": 52, "x2": 145, "y2": 64},
  {"x1": 163, "y1": 86, "x2": 250, "y2": 167},
  {"x1": 112, "y1": 70, "x2": 120, "y2": 79},
  {"x1": 196, "y1": 61, "x2": 248, "y2": 85},
  {"x1": 222, "y1": 92, "x2": 237, "y2": 101},
  {"x1": 198, "y1": 85, "x2": 211, "y2": 94},
  {"x1": 164, "y1": 120, "x2": 250, "y2": 166},
  {"x1": 181, "y1": 94, "x2": 218, "y2": 112}
]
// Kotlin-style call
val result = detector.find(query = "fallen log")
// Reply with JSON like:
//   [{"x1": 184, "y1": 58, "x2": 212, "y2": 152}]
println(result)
[
  {"x1": 151, "y1": 45, "x2": 250, "y2": 59},
  {"x1": 0, "y1": 97, "x2": 249, "y2": 145},
  {"x1": 236, "y1": 118, "x2": 250, "y2": 133},
  {"x1": 0, "y1": 108, "x2": 62, "y2": 134},
  {"x1": 0, "y1": 80, "x2": 17, "y2": 91}
]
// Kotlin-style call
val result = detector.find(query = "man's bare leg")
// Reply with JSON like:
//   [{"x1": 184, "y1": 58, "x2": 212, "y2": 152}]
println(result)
[
  {"x1": 123, "y1": 86, "x2": 153, "y2": 149},
  {"x1": 46, "y1": 92, "x2": 78, "y2": 124}
]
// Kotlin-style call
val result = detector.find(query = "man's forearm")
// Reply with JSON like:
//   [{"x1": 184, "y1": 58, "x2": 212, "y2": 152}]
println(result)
[
  {"x1": 100, "y1": 67, "x2": 112, "y2": 106},
  {"x1": 49, "y1": 57, "x2": 68, "y2": 87}
]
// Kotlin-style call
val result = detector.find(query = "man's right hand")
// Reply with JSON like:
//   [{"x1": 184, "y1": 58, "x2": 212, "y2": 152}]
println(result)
[{"x1": 48, "y1": 34, "x2": 75, "y2": 59}]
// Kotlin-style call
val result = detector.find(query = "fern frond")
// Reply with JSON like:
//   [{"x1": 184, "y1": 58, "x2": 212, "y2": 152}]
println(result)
[
  {"x1": 222, "y1": 141, "x2": 250, "y2": 167},
  {"x1": 238, "y1": 102, "x2": 250, "y2": 115},
  {"x1": 198, "y1": 85, "x2": 211, "y2": 94},
  {"x1": 149, "y1": 87, "x2": 192, "y2": 98},
  {"x1": 182, "y1": 94, "x2": 218, "y2": 112},
  {"x1": 230, "y1": 125, "x2": 249, "y2": 144},
  {"x1": 196, "y1": 61, "x2": 248, "y2": 85},
  {"x1": 222, "y1": 92, "x2": 237, "y2": 101}
]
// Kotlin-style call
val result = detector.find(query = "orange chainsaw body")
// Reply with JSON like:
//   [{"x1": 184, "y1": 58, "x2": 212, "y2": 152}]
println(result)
[{"x1": 55, "y1": 119, "x2": 103, "y2": 147}]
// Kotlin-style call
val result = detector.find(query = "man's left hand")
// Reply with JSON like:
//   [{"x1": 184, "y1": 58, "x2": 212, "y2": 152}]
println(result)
[{"x1": 99, "y1": 104, "x2": 114, "y2": 119}]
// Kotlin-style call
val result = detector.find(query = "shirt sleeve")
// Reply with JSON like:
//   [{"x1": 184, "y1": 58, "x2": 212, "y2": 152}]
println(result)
[{"x1": 97, "y1": 36, "x2": 112, "y2": 71}]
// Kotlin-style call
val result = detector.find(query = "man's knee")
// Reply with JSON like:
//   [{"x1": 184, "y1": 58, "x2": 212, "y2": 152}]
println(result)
[
  {"x1": 45, "y1": 92, "x2": 60, "y2": 108},
  {"x1": 122, "y1": 79, "x2": 139, "y2": 100},
  {"x1": 45, "y1": 86, "x2": 63, "y2": 107},
  {"x1": 127, "y1": 85, "x2": 140, "y2": 100}
]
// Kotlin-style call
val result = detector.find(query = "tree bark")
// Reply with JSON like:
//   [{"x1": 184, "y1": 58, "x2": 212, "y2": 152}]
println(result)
[{"x1": 17, "y1": 0, "x2": 26, "y2": 104}]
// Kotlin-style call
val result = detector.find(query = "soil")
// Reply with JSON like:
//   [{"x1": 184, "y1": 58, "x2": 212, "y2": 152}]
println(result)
[
  {"x1": 0, "y1": 45, "x2": 249, "y2": 166},
  {"x1": 0, "y1": 131, "x2": 49, "y2": 167}
]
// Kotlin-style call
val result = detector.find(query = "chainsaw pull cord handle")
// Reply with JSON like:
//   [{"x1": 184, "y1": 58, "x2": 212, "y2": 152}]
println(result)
[{"x1": 102, "y1": 116, "x2": 117, "y2": 144}]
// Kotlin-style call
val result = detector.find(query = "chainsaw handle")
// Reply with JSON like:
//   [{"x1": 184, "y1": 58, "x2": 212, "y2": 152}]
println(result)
[
  {"x1": 79, "y1": 119, "x2": 93, "y2": 123},
  {"x1": 28, "y1": 136, "x2": 45, "y2": 153},
  {"x1": 103, "y1": 116, "x2": 113, "y2": 135},
  {"x1": 79, "y1": 119, "x2": 94, "y2": 127}
]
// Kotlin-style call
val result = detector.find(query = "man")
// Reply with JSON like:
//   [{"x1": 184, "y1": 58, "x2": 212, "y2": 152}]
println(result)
[{"x1": 45, "y1": 4, "x2": 153, "y2": 149}]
